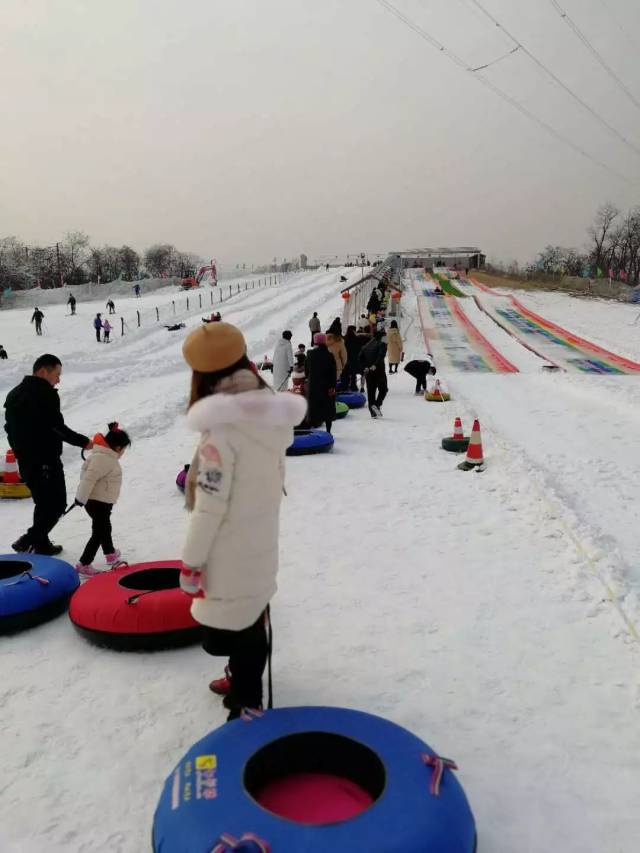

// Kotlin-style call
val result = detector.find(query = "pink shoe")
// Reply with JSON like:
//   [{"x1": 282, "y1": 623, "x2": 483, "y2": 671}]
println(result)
[
  {"x1": 105, "y1": 550, "x2": 121, "y2": 565},
  {"x1": 75, "y1": 563, "x2": 101, "y2": 577}
]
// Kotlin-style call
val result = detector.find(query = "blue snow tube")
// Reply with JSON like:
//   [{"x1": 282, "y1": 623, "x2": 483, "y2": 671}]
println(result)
[
  {"x1": 0, "y1": 554, "x2": 79, "y2": 634},
  {"x1": 336, "y1": 391, "x2": 366, "y2": 409},
  {"x1": 152, "y1": 706, "x2": 476, "y2": 853},
  {"x1": 286, "y1": 429, "x2": 334, "y2": 457}
]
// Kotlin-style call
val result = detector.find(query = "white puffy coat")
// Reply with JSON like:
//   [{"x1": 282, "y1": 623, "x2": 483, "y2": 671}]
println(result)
[
  {"x1": 182, "y1": 387, "x2": 307, "y2": 631},
  {"x1": 272, "y1": 338, "x2": 294, "y2": 391},
  {"x1": 75, "y1": 442, "x2": 122, "y2": 505}
]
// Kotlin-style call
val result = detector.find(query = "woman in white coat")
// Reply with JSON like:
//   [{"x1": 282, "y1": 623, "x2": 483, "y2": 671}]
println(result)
[
  {"x1": 180, "y1": 322, "x2": 306, "y2": 719},
  {"x1": 272, "y1": 330, "x2": 294, "y2": 391}
]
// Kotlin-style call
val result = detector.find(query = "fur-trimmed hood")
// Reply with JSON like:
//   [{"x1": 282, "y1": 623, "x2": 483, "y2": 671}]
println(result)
[{"x1": 188, "y1": 388, "x2": 307, "y2": 432}]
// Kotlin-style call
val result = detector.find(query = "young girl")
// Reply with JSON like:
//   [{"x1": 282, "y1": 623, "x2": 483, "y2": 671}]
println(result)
[
  {"x1": 75, "y1": 422, "x2": 131, "y2": 576},
  {"x1": 180, "y1": 322, "x2": 306, "y2": 720}
]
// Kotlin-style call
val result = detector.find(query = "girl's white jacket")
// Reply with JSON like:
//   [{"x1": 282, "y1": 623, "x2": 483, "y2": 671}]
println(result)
[{"x1": 182, "y1": 386, "x2": 307, "y2": 631}]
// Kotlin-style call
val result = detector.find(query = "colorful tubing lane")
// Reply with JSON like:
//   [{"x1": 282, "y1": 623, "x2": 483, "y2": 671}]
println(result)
[{"x1": 412, "y1": 273, "x2": 518, "y2": 372}]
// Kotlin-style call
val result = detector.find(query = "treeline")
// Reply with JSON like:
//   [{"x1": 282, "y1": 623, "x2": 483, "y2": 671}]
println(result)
[
  {"x1": 0, "y1": 232, "x2": 202, "y2": 290},
  {"x1": 492, "y1": 203, "x2": 640, "y2": 286}
]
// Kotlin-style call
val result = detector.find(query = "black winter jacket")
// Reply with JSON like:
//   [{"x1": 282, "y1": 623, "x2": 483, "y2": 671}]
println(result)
[
  {"x1": 359, "y1": 338, "x2": 387, "y2": 372},
  {"x1": 305, "y1": 345, "x2": 336, "y2": 426},
  {"x1": 4, "y1": 376, "x2": 89, "y2": 464}
]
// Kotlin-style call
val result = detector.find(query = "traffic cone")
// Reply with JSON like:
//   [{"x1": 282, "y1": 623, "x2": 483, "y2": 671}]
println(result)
[
  {"x1": 3, "y1": 449, "x2": 20, "y2": 484},
  {"x1": 441, "y1": 416, "x2": 469, "y2": 453},
  {"x1": 433, "y1": 379, "x2": 443, "y2": 399},
  {"x1": 457, "y1": 420, "x2": 485, "y2": 471},
  {"x1": 452, "y1": 417, "x2": 464, "y2": 440}
]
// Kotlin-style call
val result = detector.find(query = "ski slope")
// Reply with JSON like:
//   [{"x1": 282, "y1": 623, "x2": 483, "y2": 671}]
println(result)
[{"x1": 1, "y1": 270, "x2": 640, "y2": 853}]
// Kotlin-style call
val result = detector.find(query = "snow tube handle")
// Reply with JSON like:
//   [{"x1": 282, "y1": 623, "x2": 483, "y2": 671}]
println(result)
[{"x1": 5, "y1": 570, "x2": 50, "y2": 587}]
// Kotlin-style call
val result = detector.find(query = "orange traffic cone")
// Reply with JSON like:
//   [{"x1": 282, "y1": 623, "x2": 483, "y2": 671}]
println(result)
[
  {"x1": 441, "y1": 417, "x2": 469, "y2": 453},
  {"x1": 457, "y1": 420, "x2": 485, "y2": 471},
  {"x1": 3, "y1": 449, "x2": 20, "y2": 484},
  {"x1": 452, "y1": 417, "x2": 464, "y2": 440}
]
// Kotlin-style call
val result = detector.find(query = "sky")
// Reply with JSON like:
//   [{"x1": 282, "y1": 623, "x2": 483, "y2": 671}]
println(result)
[{"x1": 2, "y1": 0, "x2": 640, "y2": 267}]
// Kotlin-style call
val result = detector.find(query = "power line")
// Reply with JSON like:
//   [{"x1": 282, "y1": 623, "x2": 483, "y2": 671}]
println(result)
[
  {"x1": 468, "y1": 0, "x2": 640, "y2": 159},
  {"x1": 550, "y1": 0, "x2": 640, "y2": 113},
  {"x1": 374, "y1": 0, "x2": 633, "y2": 183}
]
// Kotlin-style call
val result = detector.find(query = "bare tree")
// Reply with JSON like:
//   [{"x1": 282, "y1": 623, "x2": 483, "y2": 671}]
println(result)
[
  {"x1": 62, "y1": 231, "x2": 90, "y2": 284},
  {"x1": 588, "y1": 203, "x2": 619, "y2": 273},
  {"x1": 119, "y1": 245, "x2": 140, "y2": 281},
  {"x1": 144, "y1": 243, "x2": 175, "y2": 277}
]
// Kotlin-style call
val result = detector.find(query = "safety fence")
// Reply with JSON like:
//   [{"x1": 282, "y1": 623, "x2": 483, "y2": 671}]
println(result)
[{"x1": 118, "y1": 275, "x2": 281, "y2": 336}]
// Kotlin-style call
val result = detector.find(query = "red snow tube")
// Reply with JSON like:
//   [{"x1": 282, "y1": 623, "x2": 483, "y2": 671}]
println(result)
[{"x1": 69, "y1": 561, "x2": 201, "y2": 651}]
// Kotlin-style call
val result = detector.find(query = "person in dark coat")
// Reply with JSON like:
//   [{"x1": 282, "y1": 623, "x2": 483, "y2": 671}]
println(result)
[
  {"x1": 366, "y1": 290, "x2": 380, "y2": 315},
  {"x1": 359, "y1": 330, "x2": 388, "y2": 418},
  {"x1": 93, "y1": 313, "x2": 103, "y2": 342},
  {"x1": 31, "y1": 308, "x2": 44, "y2": 336},
  {"x1": 305, "y1": 333, "x2": 336, "y2": 433},
  {"x1": 0, "y1": 345, "x2": 7, "y2": 360},
  {"x1": 4, "y1": 353, "x2": 91, "y2": 555},
  {"x1": 342, "y1": 325, "x2": 362, "y2": 392},
  {"x1": 327, "y1": 317, "x2": 342, "y2": 336},
  {"x1": 404, "y1": 358, "x2": 436, "y2": 394},
  {"x1": 67, "y1": 295, "x2": 77, "y2": 315},
  {"x1": 106, "y1": 299, "x2": 116, "y2": 314}
]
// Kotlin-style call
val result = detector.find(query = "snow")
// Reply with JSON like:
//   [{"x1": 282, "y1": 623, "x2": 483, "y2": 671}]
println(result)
[{"x1": 1, "y1": 273, "x2": 640, "y2": 853}]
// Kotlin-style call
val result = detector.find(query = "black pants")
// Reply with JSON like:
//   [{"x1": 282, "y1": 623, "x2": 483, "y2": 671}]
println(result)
[
  {"x1": 108, "y1": 307, "x2": 115, "y2": 314},
  {"x1": 389, "y1": 363, "x2": 399, "y2": 374},
  {"x1": 95, "y1": 329, "x2": 101, "y2": 342},
  {"x1": 201, "y1": 611, "x2": 269, "y2": 710},
  {"x1": 20, "y1": 459, "x2": 67, "y2": 548},
  {"x1": 310, "y1": 332, "x2": 318, "y2": 346},
  {"x1": 415, "y1": 376, "x2": 427, "y2": 393},
  {"x1": 35, "y1": 323, "x2": 42, "y2": 336},
  {"x1": 365, "y1": 368, "x2": 388, "y2": 411},
  {"x1": 103, "y1": 331, "x2": 110, "y2": 342},
  {"x1": 79, "y1": 500, "x2": 114, "y2": 564},
  {"x1": 341, "y1": 364, "x2": 358, "y2": 392}
]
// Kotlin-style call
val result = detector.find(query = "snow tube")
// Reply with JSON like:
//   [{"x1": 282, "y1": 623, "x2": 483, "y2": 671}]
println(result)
[
  {"x1": 0, "y1": 554, "x2": 79, "y2": 634},
  {"x1": 335, "y1": 401, "x2": 349, "y2": 420},
  {"x1": 336, "y1": 391, "x2": 366, "y2": 409},
  {"x1": 153, "y1": 706, "x2": 476, "y2": 853},
  {"x1": 69, "y1": 561, "x2": 201, "y2": 651},
  {"x1": 0, "y1": 482, "x2": 31, "y2": 499},
  {"x1": 425, "y1": 391, "x2": 451, "y2": 402},
  {"x1": 441, "y1": 436, "x2": 470, "y2": 453},
  {"x1": 286, "y1": 429, "x2": 334, "y2": 457},
  {"x1": 176, "y1": 464, "x2": 189, "y2": 493}
]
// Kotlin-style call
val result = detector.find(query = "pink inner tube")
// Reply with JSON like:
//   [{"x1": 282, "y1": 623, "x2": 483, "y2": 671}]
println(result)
[{"x1": 255, "y1": 771, "x2": 373, "y2": 824}]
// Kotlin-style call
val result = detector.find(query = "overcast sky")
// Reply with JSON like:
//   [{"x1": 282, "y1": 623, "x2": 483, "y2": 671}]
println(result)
[{"x1": 2, "y1": 0, "x2": 640, "y2": 266}]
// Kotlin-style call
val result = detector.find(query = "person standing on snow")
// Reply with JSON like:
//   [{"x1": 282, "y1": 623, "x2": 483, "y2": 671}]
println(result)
[
  {"x1": 326, "y1": 327, "x2": 347, "y2": 379},
  {"x1": 4, "y1": 353, "x2": 92, "y2": 555},
  {"x1": 386, "y1": 320, "x2": 403, "y2": 374},
  {"x1": 308, "y1": 312, "x2": 321, "y2": 346},
  {"x1": 31, "y1": 307, "x2": 44, "y2": 336},
  {"x1": 342, "y1": 325, "x2": 362, "y2": 391},
  {"x1": 93, "y1": 313, "x2": 103, "y2": 342},
  {"x1": 305, "y1": 332, "x2": 336, "y2": 433},
  {"x1": 67, "y1": 294, "x2": 77, "y2": 315},
  {"x1": 179, "y1": 322, "x2": 306, "y2": 719},
  {"x1": 359, "y1": 330, "x2": 388, "y2": 418},
  {"x1": 0, "y1": 345, "x2": 7, "y2": 360},
  {"x1": 102, "y1": 318, "x2": 112, "y2": 343},
  {"x1": 106, "y1": 299, "x2": 116, "y2": 314},
  {"x1": 272, "y1": 330, "x2": 294, "y2": 391},
  {"x1": 133, "y1": 283, "x2": 141, "y2": 298},
  {"x1": 73, "y1": 422, "x2": 131, "y2": 576}
]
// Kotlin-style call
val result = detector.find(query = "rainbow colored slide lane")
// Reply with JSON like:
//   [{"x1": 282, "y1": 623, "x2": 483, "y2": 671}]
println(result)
[
  {"x1": 472, "y1": 289, "x2": 640, "y2": 374},
  {"x1": 412, "y1": 272, "x2": 518, "y2": 373}
]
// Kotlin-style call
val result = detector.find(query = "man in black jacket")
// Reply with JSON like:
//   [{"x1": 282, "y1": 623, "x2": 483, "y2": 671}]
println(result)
[
  {"x1": 305, "y1": 333, "x2": 336, "y2": 433},
  {"x1": 359, "y1": 330, "x2": 388, "y2": 418},
  {"x1": 4, "y1": 353, "x2": 91, "y2": 555}
]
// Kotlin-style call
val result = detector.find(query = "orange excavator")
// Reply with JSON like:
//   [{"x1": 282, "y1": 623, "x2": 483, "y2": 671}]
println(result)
[{"x1": 181, "y1": 260, "x2": 218, "y2": 289}]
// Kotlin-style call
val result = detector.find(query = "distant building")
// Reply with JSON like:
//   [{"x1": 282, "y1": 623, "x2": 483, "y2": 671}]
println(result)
[{"x1": 391, "y1": 247, "x2": 486, "y2": 271}]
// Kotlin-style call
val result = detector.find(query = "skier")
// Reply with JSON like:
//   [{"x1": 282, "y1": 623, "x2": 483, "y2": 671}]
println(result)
[
  {"x1": 31, "y1": 307, "x2": 44, "y2": 336},
  {"x1": 359, "y1": 330, "x2": 388, "y2": 418},
  {"x1": 133, "y1": 283, "x2": 141, "y2": 298},
  {"x1": 386, "y1": 320, "x2": 403, "y2": 374},
  {"x1": 93, "y1": 313, "x2": 103, "y2": 343},
  {"x1": 308, "y1": 312, "x2": 321, "y2": 346},
  {"x1": 4, "y1": 353, "x2": 91, "y2": 555},
  {"x1": 102, "y1": 318, "x2": 112, "y2": 343},
  {"x1": 272, "y1": 330, "x2": 294, "y2": 391},
  {"x1": 0, "y1": 345, "x2": 7, "y2": 360},
  {"x1": 74, "y1": 422, "x2": 131, "y2": 576},
  {"x1": 106, "y1": 298, "x2": 116, "y2": 314},
  {"x1": 180, "y1": 321, "x2": 306, "y2": 719},
  {"x1": 67, "y1": 294, "x2": 77, "y2": 315},
  {"x1": 305, "y1": 333, "x2": 336, "y2": 433}
]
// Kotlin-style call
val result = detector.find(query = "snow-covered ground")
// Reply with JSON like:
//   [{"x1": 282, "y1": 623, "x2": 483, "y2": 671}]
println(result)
[{"x1": 1, "y1": 273, "x2": 640, "y2": 853}]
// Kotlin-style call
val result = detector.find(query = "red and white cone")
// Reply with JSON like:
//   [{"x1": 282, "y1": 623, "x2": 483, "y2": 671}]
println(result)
[
  {"x1": 457, "y1": 419, "x2": 485, "y2": 471},
  {"x1": 3, "y1": 449, "x2": 20, "y2": 484},
  {"x1": 452, "y1": 417, "x2": 464, "y2": 440}
]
